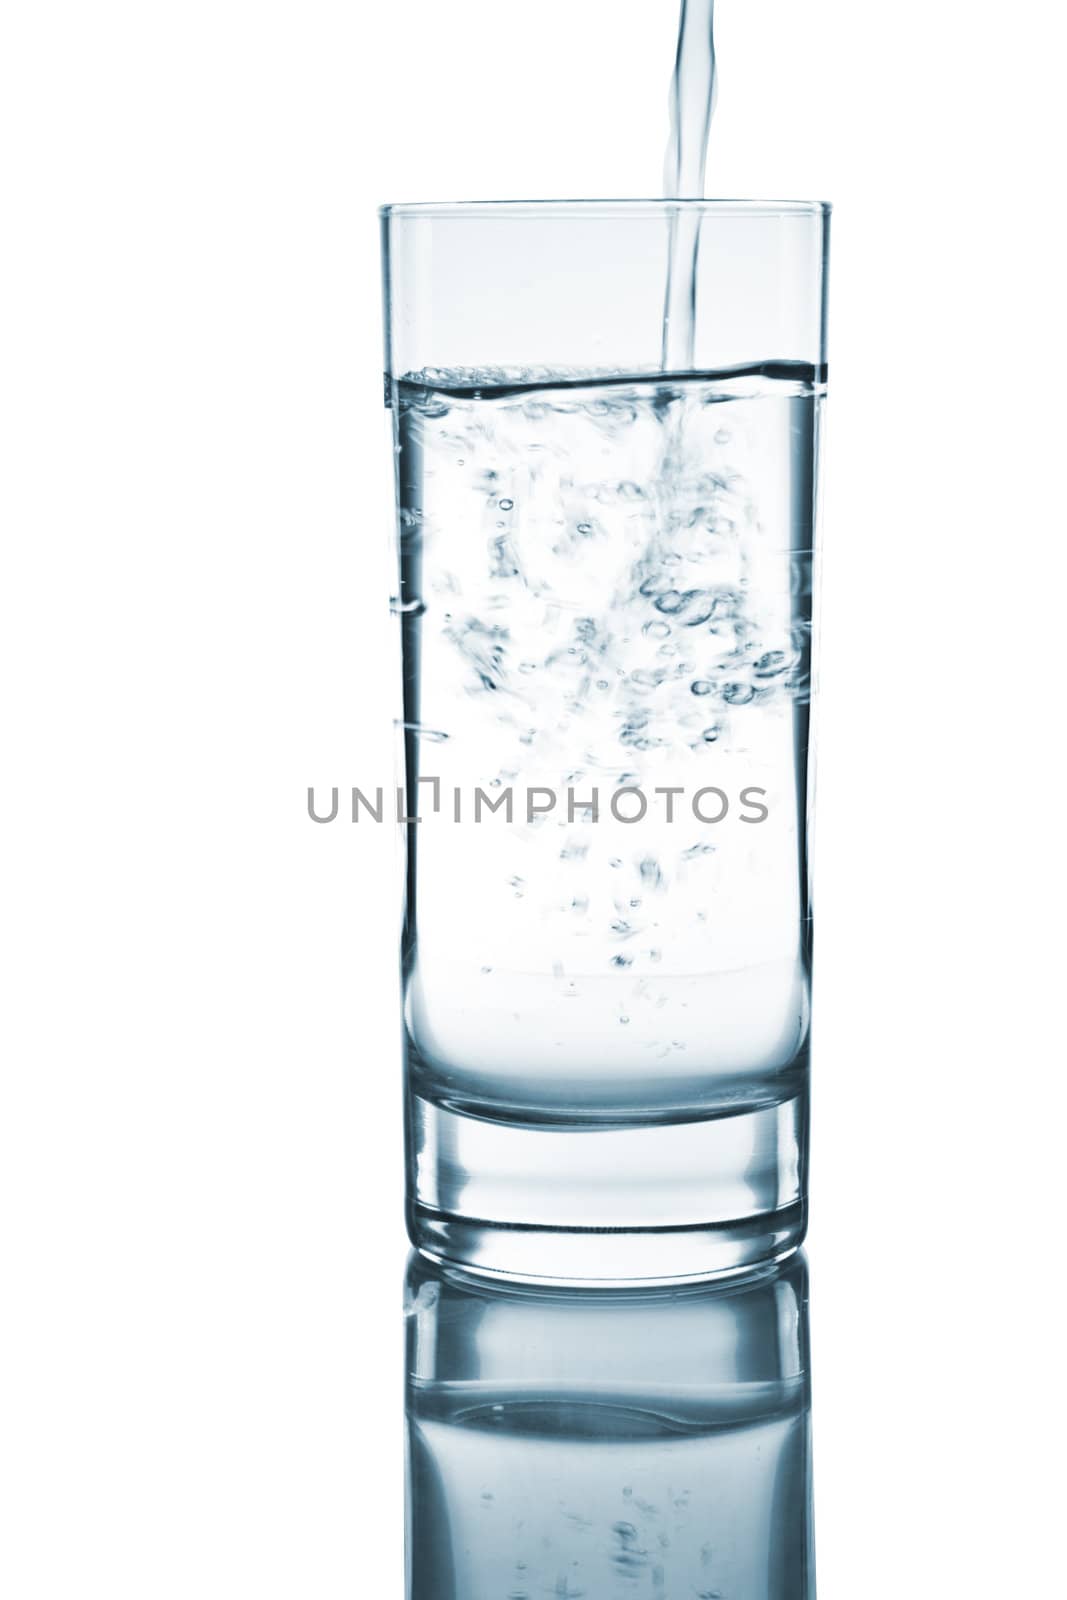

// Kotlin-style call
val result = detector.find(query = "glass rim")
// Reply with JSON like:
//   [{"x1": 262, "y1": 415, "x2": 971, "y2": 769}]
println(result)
[{"x1": 379, "y1": 198, "x2": 831, "y2": 220}]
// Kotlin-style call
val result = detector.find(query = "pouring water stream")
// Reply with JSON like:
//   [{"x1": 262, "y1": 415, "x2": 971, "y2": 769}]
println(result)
[{"x1": 661, "y1": 0, "x2": 718, "y2": 372}]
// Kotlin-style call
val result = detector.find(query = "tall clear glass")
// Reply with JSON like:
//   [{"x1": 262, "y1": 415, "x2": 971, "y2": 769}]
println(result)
[
  {"x1": 382, "y1": 201, "x2": 830, "y2": 1282},
  {"x1": 405, "y1": 1250, "x2": 816, "y2": 1599}
]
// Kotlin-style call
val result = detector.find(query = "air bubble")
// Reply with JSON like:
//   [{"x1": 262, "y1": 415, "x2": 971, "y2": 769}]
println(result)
[
  {"x1": 682, "y1": 595, "x2": 716, "y2": 627},
  {"x1": 389, "y1": 596, "x2": 426, "y2": 617},
  {"x1": 397, "y1": 720, "x2": 449, "y2": 743},
  {"x1": 723, "y1": 682, "x2": 755, "y2": 705},
  {"x1": 753, "y1": 650, "x2": 788, "y2": 677},
  {"x1": 691, "y1": 680, "x2": 714, "y2": 696},
  {"x1": 499, "y1": 497, "x2": 514, "y2": 510}
]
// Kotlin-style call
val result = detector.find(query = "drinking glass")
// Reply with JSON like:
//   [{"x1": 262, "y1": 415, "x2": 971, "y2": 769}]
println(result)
[
  {"x1": 382, "y1": 201, "x2": 830, "y2": 1281},
  {"x1": 405, "y1": 1249, "x2": 816, "y2": 1599}
]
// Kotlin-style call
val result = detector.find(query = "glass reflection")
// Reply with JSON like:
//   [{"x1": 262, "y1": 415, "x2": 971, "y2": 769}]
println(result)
[{"x1": 405, "y1": 1253, "x2": 814, "y2": 1599}]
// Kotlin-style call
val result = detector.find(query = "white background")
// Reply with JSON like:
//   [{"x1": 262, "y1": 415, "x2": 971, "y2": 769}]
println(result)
[{"x1": 1, "y1": 2, "x2": 1063, "y2": 1595}]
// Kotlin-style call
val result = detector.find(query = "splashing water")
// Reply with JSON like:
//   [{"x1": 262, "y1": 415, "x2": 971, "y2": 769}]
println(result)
[
  {"x1": 661, "y1": 0, "x2": 718, "y2": 372},
  {"x1": 394, "y1": 363, "x2": 817, "y2": 1117}
]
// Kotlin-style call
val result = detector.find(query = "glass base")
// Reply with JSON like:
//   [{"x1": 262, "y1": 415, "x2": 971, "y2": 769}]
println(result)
[{"x1": 407, "y1": 1088, "x2": 808, "y2": 1285}]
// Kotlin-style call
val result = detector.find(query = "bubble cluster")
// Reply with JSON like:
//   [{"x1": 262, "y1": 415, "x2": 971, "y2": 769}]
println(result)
[{"x1": 396, "y1": 367, "x2": 815, "y2": 981}]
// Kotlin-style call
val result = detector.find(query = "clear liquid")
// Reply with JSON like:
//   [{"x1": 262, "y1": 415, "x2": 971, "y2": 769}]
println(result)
[
  {"x1": 395, "y1": 365, "x2": 818, "y2": 1122},
  {"x1": 662, "y1": 0, "x2": 717, "y2": 370},
  {"x1": 408, "y1": 1379, "x2": 812, "y2": 1600}
]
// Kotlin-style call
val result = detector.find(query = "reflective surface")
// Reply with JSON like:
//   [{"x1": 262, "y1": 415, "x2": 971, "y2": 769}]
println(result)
[{"x1": 405, "y1": 1250, "x2": 815, "y2": 1598}]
